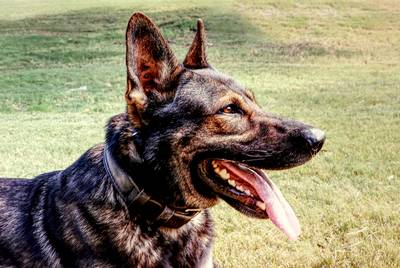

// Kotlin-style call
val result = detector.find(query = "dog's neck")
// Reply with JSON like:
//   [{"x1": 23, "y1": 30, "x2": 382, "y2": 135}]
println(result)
[{"x1": 104, "y1": 113, "x2": 201, "y2": 228}]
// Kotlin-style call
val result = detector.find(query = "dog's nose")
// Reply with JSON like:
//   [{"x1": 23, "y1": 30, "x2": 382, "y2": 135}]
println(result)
[{"x1": 301, "y1": 128, "x2": 325, "y2": 152}]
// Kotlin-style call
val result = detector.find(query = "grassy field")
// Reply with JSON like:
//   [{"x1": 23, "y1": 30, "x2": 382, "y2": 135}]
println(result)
[{"x1": 0, "y1": 0, "x2": 399, "y2": 267}]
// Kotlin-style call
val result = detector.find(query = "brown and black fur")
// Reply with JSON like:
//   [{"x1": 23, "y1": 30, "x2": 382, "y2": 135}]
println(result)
[{"x1": 0, "y1": 13, "x2": 324, "y2": 267}]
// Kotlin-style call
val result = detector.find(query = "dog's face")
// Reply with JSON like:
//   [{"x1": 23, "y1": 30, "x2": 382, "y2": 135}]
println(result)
[{"x1": 124, "y1": 13, "x2": 325, "y2": 239}]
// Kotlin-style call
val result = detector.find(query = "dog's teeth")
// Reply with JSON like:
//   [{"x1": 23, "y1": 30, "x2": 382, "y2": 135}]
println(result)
[
  {"x1": 244, "y1": 190, "x2": 252, "y2": 196},
  {"x1": 212, "y1": 160, "x2": 218, "y2": 168},
  {"x1": 219, "y1": 169, "x2": 230, "y2": 180},
  {"x1": 236, "y1": 185, "x2": 244, "y2": 192},
  {"x1": 228, "y1": 180, "x2": 236, "y2": 187},
  {"x1": 256, "y1": 201, "x2": 266, "y2": 211},
  {"x1": 214, "y1": 167, "x2": 220, "y2": 173}
]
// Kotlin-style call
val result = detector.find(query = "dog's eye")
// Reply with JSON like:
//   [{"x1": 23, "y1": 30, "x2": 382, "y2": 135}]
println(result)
[{"x1": 219, "y1": 104, "x2": 243, "y2": 115}]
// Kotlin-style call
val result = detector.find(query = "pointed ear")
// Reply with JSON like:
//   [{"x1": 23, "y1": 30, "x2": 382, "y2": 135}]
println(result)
[
  {"x1": 125, "y1": 13, "x2": 182, "y2": 127},
  {"x1": 183, "y1": 19, "x2": 209, "y2": 69}
]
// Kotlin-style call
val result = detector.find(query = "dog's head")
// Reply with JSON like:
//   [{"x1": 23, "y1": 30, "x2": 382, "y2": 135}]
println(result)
[{"x1": 124, "y1": 13, "x2": 325, "y2": 239}]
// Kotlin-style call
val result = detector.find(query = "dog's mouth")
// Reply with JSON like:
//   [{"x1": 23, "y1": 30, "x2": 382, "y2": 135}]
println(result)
[{"x1": 198, "y1": 159, "x2": 300, "y2": 240}]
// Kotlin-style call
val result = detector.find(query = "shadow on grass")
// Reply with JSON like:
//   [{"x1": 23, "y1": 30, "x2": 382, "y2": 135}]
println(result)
[
  {"x1": 0, "y1": 6, "x2": 356, "y2": 113},
  {"x1": 0, "y1": 6, "x2": 355, "y2": 69}
]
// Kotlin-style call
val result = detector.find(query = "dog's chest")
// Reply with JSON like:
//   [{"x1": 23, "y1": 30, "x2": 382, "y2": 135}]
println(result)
[{"x1": 108, "y1": 212, "x2": 214, "y2": 267}]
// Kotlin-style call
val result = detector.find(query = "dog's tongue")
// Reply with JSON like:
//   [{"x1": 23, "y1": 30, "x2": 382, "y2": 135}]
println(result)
[{"x1": 221, "y1": 161, "x2": 301, "y2": 240}]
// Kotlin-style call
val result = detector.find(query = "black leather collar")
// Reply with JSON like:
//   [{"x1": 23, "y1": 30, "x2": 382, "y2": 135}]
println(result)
[{"x1": 103, "y1": 145, "x2": 201, "y2": 229}]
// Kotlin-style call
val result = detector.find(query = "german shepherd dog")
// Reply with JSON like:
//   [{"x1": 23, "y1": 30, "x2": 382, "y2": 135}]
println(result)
[{"x1": 0, "y1": 13, "x2": 325, "y2": 267}]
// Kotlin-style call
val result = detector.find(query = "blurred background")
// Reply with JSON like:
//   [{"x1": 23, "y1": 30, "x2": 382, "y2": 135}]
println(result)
[{"x1": 0, "y1": 0, "x2": 399, "y2": 267}]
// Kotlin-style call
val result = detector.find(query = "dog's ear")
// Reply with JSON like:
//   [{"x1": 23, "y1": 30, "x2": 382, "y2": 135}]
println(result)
[
  {"x1": 125, "y1": 13, "x2": 182, "y2": 127},
  {"x1": 183, "y1": 19, "x2": 209, "y2": 69}
]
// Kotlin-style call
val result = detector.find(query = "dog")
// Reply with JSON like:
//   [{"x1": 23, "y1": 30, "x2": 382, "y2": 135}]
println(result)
[{"x1": 0, "y1": 13, "x2": 325, "y2": 267}]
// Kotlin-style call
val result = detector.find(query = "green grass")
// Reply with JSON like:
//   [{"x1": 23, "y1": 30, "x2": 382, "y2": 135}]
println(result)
[{"x1": 0, "y1": 0, "x2": 399, "y2": 267}]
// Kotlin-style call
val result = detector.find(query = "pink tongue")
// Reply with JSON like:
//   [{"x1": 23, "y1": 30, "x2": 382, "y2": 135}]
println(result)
[{"x1": 221, "y1": 161, "x2": 301, "y2": 240}]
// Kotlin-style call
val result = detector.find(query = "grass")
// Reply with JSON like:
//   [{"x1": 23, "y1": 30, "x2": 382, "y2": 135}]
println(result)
[{"x1": 0, "y1": 0, "x2": 399, "y2": 267}]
